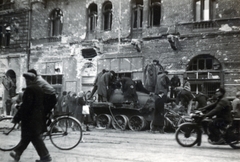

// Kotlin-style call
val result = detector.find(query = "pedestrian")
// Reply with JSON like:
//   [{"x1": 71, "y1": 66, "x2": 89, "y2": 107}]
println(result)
[
  {"x1": 10, "y1": 72, "x2": 52, "y2": 162},
  {"x1": 88, "y1": 69, "x2": 107, "y2": 100},
  {"x1": 75, "y1": 91, "x2": 86, "y2": 123},
  {"x1": 60, "y1": 91, "x2": 67, "y2": 113},
  {"x1": 97, "y1": 70, "x2": 116, "y2": 102},
  {"x1": 155, "y1": 71, "x2": 170, "y2": 96},
  {"x1": 183, "y1": 77, "x2": 191, "y2": 91},
  {"x1": 27, "y1": 69, "x2": 57, "y2": 115},
  {"x1": 65, "y1": 91, "x2": 72, "y2": 113},
  {"x1": 176, "y1": 86, "x2": 194, "y2": 115},
  {"x1": 150, "y1": 90, "x2": 173, "y2": 134},
  {"x1": 194, "y1": 91, "x2": 208, "y2": 110},
  {"x1": 170, "y1": 75, "x2": 181, "y2": 98},
  {"x1": 55, "y1": 91, "x2": 65, "y2": 114},
  {"x1": 232, "y1": 91, "x2": 240, "y2": 117}
]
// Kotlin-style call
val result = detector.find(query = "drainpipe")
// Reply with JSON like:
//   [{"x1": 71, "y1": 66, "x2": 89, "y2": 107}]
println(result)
[{"x1": 27, "y1": 0, "x2": 32, "y2": 70}]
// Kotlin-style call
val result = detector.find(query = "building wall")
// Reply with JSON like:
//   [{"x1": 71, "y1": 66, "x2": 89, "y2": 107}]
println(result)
[{"x1": 1, "y1": 0, "x2": 239, "y2": 98}]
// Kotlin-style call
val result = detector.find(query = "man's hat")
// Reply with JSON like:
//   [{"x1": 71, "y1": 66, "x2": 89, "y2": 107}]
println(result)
[
  {"x1": 23, "y1": 72, "x2": 36, "y2": 81},
  {"x1": 158, "y1": 90, "x2": 164, "y2": 94},
  {"x1": 216, "y1": 87, "x2": 225, "y2": 95}
]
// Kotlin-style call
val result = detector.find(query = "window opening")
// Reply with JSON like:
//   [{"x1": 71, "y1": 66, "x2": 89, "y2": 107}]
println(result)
[
  {"x1": 49, "y1": 9, "x2": 63, "y2": 37},
  {"x1": 103, "y1": 1, "x2": 112, "y2": 31},
  {"x1": 88, "y1": 3, "x2": 98, "y2": 32},
  {"x1": 132, "y1": 0, "x2": 143, "y2": 29},
  {"x1": 149, "y1": 0, "x2": 161, "y2": 27},
  {"x1": 186, "y1": 54, "x2": 222, "y2": 97},
  {"x1": 0, "y1": 24, "x2": 11, "y2": 48},
  {"x1": 194, "y1": 0, "x2": 216, "y2": 21}
]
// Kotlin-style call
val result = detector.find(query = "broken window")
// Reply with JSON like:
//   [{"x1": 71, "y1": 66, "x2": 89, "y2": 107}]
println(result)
[
  {"x1": 194, "y1": 0, "x2": 217, "y2": 21},
  {"x1": 82, "y1": 48, "x2": 97, "y2": 59},
  {"x1": 102, "y1": 1, "x2": 112, "y2": 31},
  {"x1": 49, "y1": 8, "x2": 63, "y2": 37},
  {"x1": 0, "y1": 24, "x2": 11, "y2": 48},
  {"x1": 132, "y1": 0, "x2": 143, "y2": 29},
  {"x1": 88, "y1": 3, "x2": 98, "y2": 32},
  {"x1": 149, "y1": 0, "x2": 161, "y2": 27}
]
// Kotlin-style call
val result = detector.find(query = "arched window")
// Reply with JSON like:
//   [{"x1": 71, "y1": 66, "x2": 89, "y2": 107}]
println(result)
[
  {"x1": 194, "y1": 0, "x2": 217, "y2": 21},
  {"x1": 102, "y1": 1, "x2": 112, "y2": 31},
  {"x1": 88, "y1": 3, "x2": 98, "y2": 32},
  {"x1": 49, "y1": 9, "x2": 63, "y2": 37},
  {"x1": 132, "y1": 0, "x2": 143, "y2": 29},
  {"x1": 149, "y1": 0, "x2": 161, "y2": 27},
  {"x1": 186, "y1": 54, "x2": 223, "y2": 96}
]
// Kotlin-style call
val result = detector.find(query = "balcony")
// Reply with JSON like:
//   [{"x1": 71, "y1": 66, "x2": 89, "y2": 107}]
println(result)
[{"x1": 193, "y1": 21, "x2": 216, "y2": 29}]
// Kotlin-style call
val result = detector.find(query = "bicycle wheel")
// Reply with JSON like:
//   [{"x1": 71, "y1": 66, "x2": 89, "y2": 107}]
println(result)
[
  {"x1": 0, "y1": 117, "x2": 21, "y2": 151},
  {"x1": 49, "y1": 116, "x2": 82, "y2": 150},
  {"x1": 175, "y1": 123, "x2": 199, "y2": 147}
]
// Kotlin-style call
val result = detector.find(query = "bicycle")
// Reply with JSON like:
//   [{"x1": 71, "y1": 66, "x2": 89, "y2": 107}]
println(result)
[{"x1": 0, "y1": 112, "x2": 83, "y2": 151}]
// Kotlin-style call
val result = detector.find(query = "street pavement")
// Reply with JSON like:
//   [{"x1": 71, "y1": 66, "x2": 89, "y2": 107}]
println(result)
[{"x1": 1, "y1": 126, "x2": 240, "y2": 162}]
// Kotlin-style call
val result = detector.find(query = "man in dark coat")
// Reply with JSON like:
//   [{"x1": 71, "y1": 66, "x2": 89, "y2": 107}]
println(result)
[
  {"x1": 151, "y1": 91, "x2": 172, "y2": 134},
  {"x1": 199, "y1": 88, "x2": 232, "y2": 144},
  {"x1": 10, "y1": 72, "x2": 52, "y2": 162},
  {"x1": 170, "y1": 75, "x2": 181, "y2": 98},
  {"x1": 155, "y1": 71, "x2": 170, "y2": 96},
  {"x1": 117, "y1": 77, "x2": 138, "y2": 105},
  {"x1": 176, "y1": 86, "x2": 194, "y2": 114},
  {"x1": 194, "y1": 92, "x2": 208, "y2": 110},
  {"x1": 97, "y1": 70, "x2": 116, "y2": 102}
]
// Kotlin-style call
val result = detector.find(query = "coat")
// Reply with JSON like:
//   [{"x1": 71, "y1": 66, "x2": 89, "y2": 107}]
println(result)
[
  {"x1": 155, "y1": 74, "x2": 170, "y2": 95},
  {"x1": 97, "y1": 72, "x2": 112, "y2": 98},
  {"x1": 152, "y1": 94, "x2": 172, "y2": 127},
  {"x1": 118, "y1": 77, "x2": 138, "y2": 102},
  {"x1": 13, "y1": 85, "x2": 45, "y2": 136}
]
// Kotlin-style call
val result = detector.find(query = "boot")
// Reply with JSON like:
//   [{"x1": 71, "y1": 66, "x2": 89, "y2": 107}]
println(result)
[
  {"x1": 10, "y1": 151, "x2": 20, "y2": 162},
  {"x1": 36, "y1": 154, "x2": 52, "y2": 162}
]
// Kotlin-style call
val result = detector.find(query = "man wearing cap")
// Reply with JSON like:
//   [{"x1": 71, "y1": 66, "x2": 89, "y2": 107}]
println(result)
[
  {"x1": 199, "y1": 87, "x2": 232, "y2": 144},
  {"x1": 150, "y1": 90, "x2": 173, "y2": 134},
  {"x1": 10, "y1": 73, "x2": 52, "y2": 162},
  {"x1": 27, "y1": 69, "x2": 57, "y2": 119}
]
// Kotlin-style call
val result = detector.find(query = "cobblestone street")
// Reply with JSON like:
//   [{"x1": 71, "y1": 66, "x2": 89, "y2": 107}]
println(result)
[{"x1": 1, "y1": 127, "x2": 240, "y2": 162}]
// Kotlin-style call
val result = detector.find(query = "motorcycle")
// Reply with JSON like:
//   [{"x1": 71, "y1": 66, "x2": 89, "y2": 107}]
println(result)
[{"x1": 175, "y1": 111, "x2": 240, "y2": 149}]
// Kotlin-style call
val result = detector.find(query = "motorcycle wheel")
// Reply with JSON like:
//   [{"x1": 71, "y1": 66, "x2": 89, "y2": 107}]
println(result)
[
  {"x1": 175, "y1": 123, "x2": 199, "y2": 147},
  {"x1": 226, "y1": 126, "x2": 240, "y2": 149}
]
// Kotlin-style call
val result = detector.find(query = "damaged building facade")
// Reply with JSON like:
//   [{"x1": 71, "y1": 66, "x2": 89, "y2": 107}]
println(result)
[{"x1": 1, "y1": 0, "x2": 240, "y2": 113}]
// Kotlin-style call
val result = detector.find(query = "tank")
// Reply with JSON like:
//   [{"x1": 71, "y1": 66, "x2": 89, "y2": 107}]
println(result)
[{"x1": 89, "y1": 89, "x2": 156, "y2": 131}]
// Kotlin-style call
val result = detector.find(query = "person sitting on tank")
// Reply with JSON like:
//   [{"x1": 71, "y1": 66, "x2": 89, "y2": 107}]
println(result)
[{"x1": 116, "y1": 76, "x2": 138, "y2": 107}]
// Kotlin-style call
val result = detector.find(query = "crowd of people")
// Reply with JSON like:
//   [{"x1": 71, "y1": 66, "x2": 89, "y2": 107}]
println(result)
[{"x1": 6, "y1": 65, "x2": 240, "y2": 161}]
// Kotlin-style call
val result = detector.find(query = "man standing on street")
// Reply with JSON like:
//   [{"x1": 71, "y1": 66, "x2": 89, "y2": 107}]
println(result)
[
  {"x1": 10, "y1": 72, "x2": 52, "y2": 162},
  {"x1": 151, "y1": 91, "x2": 173, "y2": 134}
]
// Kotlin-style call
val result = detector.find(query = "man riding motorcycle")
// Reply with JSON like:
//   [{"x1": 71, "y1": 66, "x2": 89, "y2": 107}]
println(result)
[{"x1": 199, "y1": 87, "x2": 232, "y2": 144}]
